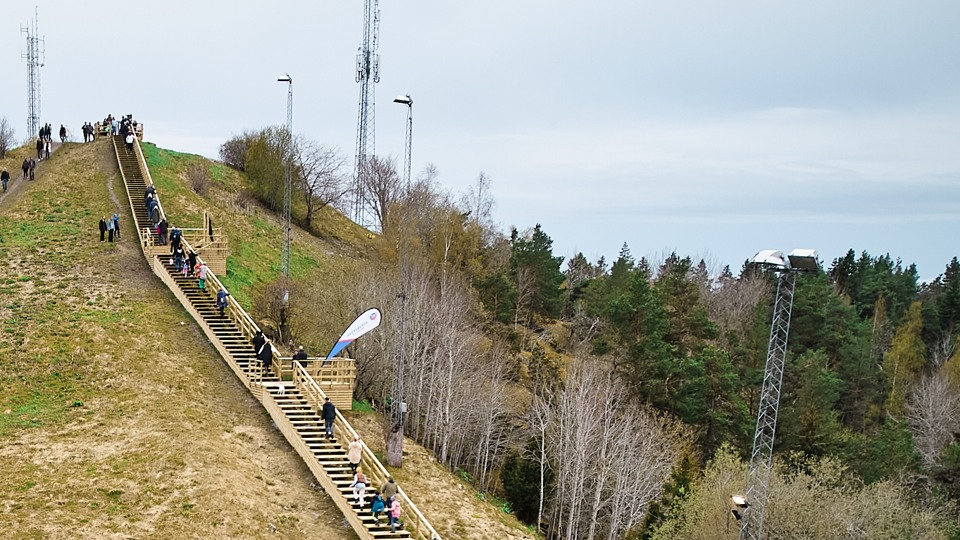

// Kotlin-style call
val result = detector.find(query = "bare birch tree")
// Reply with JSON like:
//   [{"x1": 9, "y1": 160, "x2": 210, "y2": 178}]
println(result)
[
  {"x1": 907, "y1": 370, "x2": 960, "y2": 468},
  {"x1": 292, "y1": 138, "x2": 349, "y2": 227},
  {"x1": 0, "y1": 117, "x2": 14, "y2": 159},
  {"x1": 543, "y1": 357, "x2": 691, "y2": 540}
]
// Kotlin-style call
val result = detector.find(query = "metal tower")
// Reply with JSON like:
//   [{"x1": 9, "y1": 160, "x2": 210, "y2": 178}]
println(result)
[
  {"x1": 353, "y1": 0, "x2": 381, "y2": 227},
  {"x1": 738, "y1": 249, "x2": 819, "y2": 540},
  {"x1": 21, "y1": 8, "x2": 44, "y2": 139},
  {"x1": 278, "y1": 75, "x2": 293, "y2": 280}
]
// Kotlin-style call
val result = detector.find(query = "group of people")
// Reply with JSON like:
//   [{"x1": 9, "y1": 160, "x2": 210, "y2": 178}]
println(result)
[
  {"x1": 98, "y1": 214, "x2": 121, "y2": 242},
  {"x1": 347, "y1": 448, "x2": 404, "y2": 532},
  {"x1": 80, "y1": 122, "x2": 97, "y2": 143}
]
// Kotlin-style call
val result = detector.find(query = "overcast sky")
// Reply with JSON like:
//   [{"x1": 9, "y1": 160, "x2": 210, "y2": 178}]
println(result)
[{"x1": 2, "y1": 1, "x2": 958, "y2": 281}]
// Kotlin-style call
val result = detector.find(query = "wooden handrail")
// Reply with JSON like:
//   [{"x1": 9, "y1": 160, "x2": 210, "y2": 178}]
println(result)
[
  {"x1": 294, "y1": 362, "x2": 442, "y2": 540},
  {"x1": 115, "y1": 134, "x2": 441, "y2": 540}
]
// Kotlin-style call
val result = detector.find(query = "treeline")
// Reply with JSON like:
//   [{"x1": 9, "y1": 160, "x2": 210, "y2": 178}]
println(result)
[{"x1": 219, "y1": 128, "x2": 960, "y2": 538}]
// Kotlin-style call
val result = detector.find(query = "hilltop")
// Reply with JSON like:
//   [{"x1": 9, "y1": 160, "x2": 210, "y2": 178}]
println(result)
[{"x1": 0, "y1": 138, "x2": 535, "y2": 539}]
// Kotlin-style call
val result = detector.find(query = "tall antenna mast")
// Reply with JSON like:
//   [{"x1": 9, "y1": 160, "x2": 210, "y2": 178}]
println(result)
[
  {"x1": 22, "y1": 7, "x2": 45, "y2": 139},
  {"x1": 353, "y1": 0, "x2": 381, "y2": 227}
]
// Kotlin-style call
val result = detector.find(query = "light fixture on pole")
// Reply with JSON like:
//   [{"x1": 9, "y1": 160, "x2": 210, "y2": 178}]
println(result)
[
  {"x1": 393, "y1": 94, "x2": 413, "y2": 189},
  {"x1": 740, "y1": 248, "x2": 819, "y2": 540},
  {"x1": 390, "y1": 94, "x2": 412, "y2": 445},
  {"x1": 277, "y1": 74, "x2": 293, "y2": 285}
]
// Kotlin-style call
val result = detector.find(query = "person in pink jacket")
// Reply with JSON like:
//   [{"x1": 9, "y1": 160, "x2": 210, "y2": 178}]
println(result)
[{"x1": 388, "y1": 498, "x2": 402, "y2": 533}]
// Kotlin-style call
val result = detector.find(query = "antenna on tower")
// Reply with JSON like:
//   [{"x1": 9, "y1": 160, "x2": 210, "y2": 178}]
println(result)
[
  {"x1": 21, "y1": 7, "x2": 45, "y2": 139},
  {"x1": 353, "y1": 0, "x2": 381, "y2": 228}
]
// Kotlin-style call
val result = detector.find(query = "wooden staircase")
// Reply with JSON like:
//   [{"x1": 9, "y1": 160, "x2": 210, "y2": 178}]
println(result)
[{"x1": 110, "y1": 135, "x2": 437, "y2": 540}]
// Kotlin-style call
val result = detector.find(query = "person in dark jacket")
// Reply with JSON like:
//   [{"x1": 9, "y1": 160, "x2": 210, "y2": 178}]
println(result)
[
  {"x1": 252, "y1": 330, "x2": 266, "y2": 352},
  {"x1": 292, "y1": 345, "x2": 308, "y2": 371},
  {"x1": 99, "y1": 216, "x2": 107, "y2": 242},
  {"x1": 169, "y1": 225, "x2": 182, "y2": 252},
  {"x1": 59, "y1": 124, "x2": 67, "y2": 143},
  {"x1": 1, "y1": 168, "x2": 9, "y2": 192},
  {"x1": 21, "y1": 159, "x2": 29, "y2": 179},
  {"x1": 321, "y1": 397, "x2": 336, "y2": 439},
  {"x1": 28, "y1": 159, "x2": 36, "y2": 180},
  {"x1": 216, "y1": 288, "x2": 230, "y2": 318},
  {"x1": 187, "y1": 251, "x2": 197, "y2": 277},
  {"x1": 36, "y1": 138, "x2": 44, "y2": 160},
  {"x1": 158, "y1": 219, "x2": 168, "y2": 245},
  {"x1": 256, "y1": 337, "x2": 273, "y2": 372}
]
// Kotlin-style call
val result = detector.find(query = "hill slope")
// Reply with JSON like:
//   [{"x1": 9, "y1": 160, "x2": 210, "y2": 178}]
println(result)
[
  {"x1": 0, "y1": 140, "x2": 354, "y2": 538},
  {"x1": 0, "y1": 139, "x2": 536, "y2": 539}
]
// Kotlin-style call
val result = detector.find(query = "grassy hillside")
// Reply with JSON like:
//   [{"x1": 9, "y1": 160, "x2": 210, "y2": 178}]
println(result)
[
  {"x1": 0, "y1": 138, "x2": 535, "y2": 539},
  {"x1": 0, "y1": 140, "x2": 354, "y2": 538}
]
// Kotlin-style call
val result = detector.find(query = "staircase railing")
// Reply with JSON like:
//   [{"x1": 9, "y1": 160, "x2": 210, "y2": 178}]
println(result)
[
  {"x1": 294, "y1": 362, "x2": 441, "y2": 540},
  {"x1": 112, "y1": 134, "x2": 442, "y2": 540}
]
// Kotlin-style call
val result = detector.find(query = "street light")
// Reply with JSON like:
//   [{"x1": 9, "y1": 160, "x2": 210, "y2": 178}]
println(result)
[
  {"x1": 387, "y1": 94, "x2": 413, "y2": 465},
  {"x1": 276, "y1": 75, "x2": 293, "y2": 346},
  {"x1": 277, "y1": 74, "x2": 293, "y2": 283},
  {"x1": 393, "y1": 94, "x2": 413, "y2": 188}
]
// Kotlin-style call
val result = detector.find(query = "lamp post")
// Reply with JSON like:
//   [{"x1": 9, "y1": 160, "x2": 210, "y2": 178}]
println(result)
[
  {"x1": 385, "y1": 94, "x2": 412, "y2": 467},
  {"x1": 277, "y1": 75, "x2": 293, "y2": 345},
  {"x1": 277, "y1": 75, "x2": 293, "y2": 282},
  {"x1": 393, "y1": 94, "x2": 413, "y2": 188}
]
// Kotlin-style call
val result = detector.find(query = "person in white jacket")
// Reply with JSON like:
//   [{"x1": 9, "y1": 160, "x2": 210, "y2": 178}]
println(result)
[{"x1": 348, "y1": 436, "x2": 363, "y2": 474}]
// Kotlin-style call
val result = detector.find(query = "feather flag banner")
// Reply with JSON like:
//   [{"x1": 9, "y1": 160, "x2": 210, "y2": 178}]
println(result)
[{"x1": 325, "y1": 308, "x2": 382, "y2": 360}]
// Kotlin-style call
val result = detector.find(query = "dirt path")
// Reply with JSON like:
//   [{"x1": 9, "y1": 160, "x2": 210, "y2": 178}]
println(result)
[{"x1": 0, "y1": 141, "x2": 62, "y2": 208}]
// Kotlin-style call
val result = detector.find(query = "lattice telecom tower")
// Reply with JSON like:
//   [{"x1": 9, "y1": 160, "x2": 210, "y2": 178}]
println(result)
[
  {"x1": 22, "y1": 8, "x2": 45, "y2": 139},
  {"x1": 353, "y1": 0, "x2": 381, "y2": 227}
]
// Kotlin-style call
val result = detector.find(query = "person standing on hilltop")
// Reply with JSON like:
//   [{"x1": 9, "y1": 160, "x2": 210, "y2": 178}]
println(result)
[
  {"x1": 44, "y1": 139, "x2": 51, "y2": 160},
  {"x1": 99, "y1": 216, "x2": 107, "y2": 242},
  {"x1": 36, "y1": 137, "x2": 43, "y2": 160},
  {"x1": 1, "y1": 168, "x2": 9, "y2": 192},
  {"x1": 59, "y1": 124, "x2": 66, "y2": 143}
]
